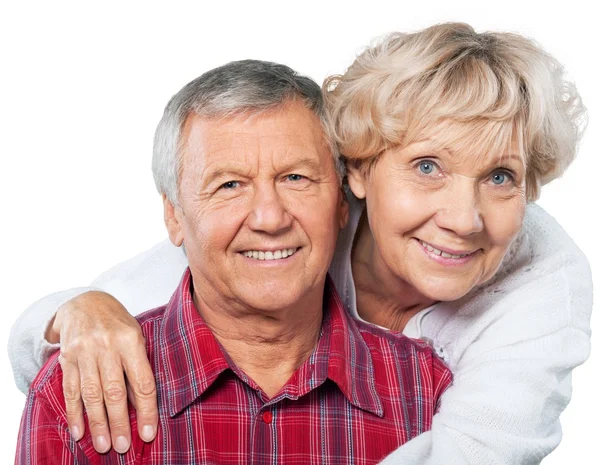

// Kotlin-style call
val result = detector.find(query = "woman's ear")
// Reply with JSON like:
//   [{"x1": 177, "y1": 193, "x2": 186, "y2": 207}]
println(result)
[
  {"x1": 346, "y1": 164, "x2": 367, "y2": 199},
  {"x1": 163, "y1": 194, "x2": 184, "y2": 247}
]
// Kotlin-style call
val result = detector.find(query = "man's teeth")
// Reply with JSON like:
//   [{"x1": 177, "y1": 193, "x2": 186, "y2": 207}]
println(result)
[
  {"x1": 243, "y1": 248, "x2": 298, "y2": 260},
  {"x1": 420, "y1": 241, "x2": 470, "y2": 259}
]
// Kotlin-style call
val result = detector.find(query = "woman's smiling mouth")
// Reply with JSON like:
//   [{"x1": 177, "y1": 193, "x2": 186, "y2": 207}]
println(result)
[{"x1": 417, "y1": 239, "x2": 480, "y2": 264}]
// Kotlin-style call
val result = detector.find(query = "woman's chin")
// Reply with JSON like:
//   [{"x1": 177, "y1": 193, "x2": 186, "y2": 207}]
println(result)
[{"x1": 415, "y1": 278, "x2": 477, "y2": 303}]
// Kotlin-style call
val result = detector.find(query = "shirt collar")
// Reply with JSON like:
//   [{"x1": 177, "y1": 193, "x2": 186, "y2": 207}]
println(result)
[
  {"x1": 317, "y1": 275, "x2": 383, "y2": 417},
  {"x1": 157, "y1": 269, "x2": 383, "y2": 417},
  {"x1": 158, "y1": 270, "x2": 230, "y2": 417}
]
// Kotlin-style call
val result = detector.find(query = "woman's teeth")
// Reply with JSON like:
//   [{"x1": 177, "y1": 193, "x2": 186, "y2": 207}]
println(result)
[{"x1": 420, "y1": 241, "x2": 471, "y2": 259}]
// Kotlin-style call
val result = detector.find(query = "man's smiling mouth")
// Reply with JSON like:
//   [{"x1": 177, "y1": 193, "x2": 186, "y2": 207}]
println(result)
[{"x1": 241, "y1": 247, "x2": 299, "y2": 260}]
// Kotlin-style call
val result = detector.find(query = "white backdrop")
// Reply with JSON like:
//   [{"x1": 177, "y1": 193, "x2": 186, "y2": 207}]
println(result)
[{"x1": 1, "y1": 1, "x2": 597, "y2": 462}]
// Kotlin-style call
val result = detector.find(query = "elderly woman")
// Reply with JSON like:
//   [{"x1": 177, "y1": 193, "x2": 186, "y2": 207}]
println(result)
[{"x1": 9, "y1": 23, "x2": 591, "y2": 465}]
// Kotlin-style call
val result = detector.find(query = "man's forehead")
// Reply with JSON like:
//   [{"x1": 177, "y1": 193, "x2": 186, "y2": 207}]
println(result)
[
  {"x1": 183, "y1": 101, "x2": 324, "y2": 137},
  {"x1": 191, "y1": 128, "x2": 320, "y2": 151},
  {"x1": 181, "y1": 107, "x2": 330, "y2": 164}
]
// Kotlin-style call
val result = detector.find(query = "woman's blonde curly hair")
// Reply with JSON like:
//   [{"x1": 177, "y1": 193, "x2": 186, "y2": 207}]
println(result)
[{"x1": 323, "y1": 22, "x2": 587, "y2": 200}]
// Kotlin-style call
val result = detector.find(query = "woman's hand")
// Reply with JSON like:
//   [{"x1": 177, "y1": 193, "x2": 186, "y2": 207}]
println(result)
[{"x1": 48, "y1": 291, "x2": 158, "y2": 454}]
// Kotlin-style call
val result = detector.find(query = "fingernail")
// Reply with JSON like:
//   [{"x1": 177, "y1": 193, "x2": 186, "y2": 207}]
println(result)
[
  {"x1": 142, "y1": 424, "x2": 155, "y2": 441},
  {"x1": 115, "y1": 436, "x2": 130, "y2": 454},
  {"x1": 71, "y1": 425, "x2": 81, "y2": 440},
  {"x1": 94, "y1": 435, "x2": 109, "y2": 453}
]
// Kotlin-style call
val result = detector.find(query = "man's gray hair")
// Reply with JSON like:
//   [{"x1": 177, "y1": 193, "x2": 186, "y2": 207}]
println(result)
[{"x1": 152, "y1": 59, "x2": 342, "y2": 204}]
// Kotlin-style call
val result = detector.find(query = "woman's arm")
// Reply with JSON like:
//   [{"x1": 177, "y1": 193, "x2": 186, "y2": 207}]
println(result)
[
  {"x1": 8, "y1": 239, "x2": 188, "y2": 454},
  {"x1": 380, "y1": 205, "x2": 593, "y2": 465},
  {"x1": 9, "y1": 288, "x2": 98, "y2": 394},
  {"x1": 381, "y1": 326, "x2": 590, "y2": 464}
]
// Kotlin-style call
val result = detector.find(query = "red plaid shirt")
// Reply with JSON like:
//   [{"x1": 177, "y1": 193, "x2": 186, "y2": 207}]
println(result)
[{"x1": 16, "y1": 269, "x2": 452, "y2": 465}]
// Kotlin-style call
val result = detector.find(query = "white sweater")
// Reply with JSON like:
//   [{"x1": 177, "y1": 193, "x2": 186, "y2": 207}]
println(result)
[{"x1": 8, "y1": 202, "x2": 592, "y2": 465}]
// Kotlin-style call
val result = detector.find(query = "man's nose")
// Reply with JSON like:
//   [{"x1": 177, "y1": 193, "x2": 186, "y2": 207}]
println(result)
[
  {"x1": 434, "y1": 178, "x2": 484, "y2": 237},
  {"x1": 247, "y1": 184, "x2": 293, "y2": 234}
]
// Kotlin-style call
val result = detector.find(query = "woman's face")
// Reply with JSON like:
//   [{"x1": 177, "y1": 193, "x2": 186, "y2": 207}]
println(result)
[{"x1": 348, "y1": 136, "x2": 527, "y2": 302}]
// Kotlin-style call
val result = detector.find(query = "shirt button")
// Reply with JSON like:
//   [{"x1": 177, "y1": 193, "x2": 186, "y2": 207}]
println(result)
[{"x1": 262, "y1": 411, "x2": 273, "y2": 424}]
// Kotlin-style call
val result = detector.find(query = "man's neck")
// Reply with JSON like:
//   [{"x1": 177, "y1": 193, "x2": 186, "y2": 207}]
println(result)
[{"x1": 192, "y1": 288, "x2": 323, "y2": 399}]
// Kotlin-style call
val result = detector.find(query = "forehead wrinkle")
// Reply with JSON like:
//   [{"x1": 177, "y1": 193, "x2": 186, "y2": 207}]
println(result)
[
  {"x1": 198, "y1": 142, "x2": 325, "y2": 186},
  {"x1": 183, "y1": 109, "x2": 330, "y2": 184},
  {"x1": 423, "y1": 134, "x2": 525, "y2": 172},
  {"x1": 460, "y1": 151, "x2": 526, "y2": 175},
  {"x1": 273, "y1": 154, "x2": 324, "y2": 174},
  {"x1": 183, "y1": 145, "x2": 251, "y2": 182}
]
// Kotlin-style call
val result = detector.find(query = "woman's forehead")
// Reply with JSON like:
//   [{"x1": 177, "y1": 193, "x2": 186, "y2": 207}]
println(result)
[{"x1": 407, "y1": 118, "x2": 526, "y2": 163}]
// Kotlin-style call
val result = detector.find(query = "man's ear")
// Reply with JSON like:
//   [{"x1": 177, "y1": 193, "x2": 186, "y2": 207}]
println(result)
[
  {"x1": 163, "y1": 194, "x2": 184, "y2": 247},
  {"x1": 346, "y1": 164, "x2": 367, "y2": 199}
]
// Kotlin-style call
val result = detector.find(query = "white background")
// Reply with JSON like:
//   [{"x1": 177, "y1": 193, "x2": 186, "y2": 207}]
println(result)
[{"x1": 1, "y1": 0, "x2": 597, "y2": 462}]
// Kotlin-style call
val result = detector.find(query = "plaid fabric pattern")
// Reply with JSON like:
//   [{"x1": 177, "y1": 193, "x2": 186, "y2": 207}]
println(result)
[{"x1": 16, "y1": 269, "x2": 452, "y2": 465}]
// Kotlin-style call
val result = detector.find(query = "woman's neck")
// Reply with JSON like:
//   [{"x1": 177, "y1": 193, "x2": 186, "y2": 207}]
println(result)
[{"x1": 351, "y1": 212, "x2": 436, "y2": 332}]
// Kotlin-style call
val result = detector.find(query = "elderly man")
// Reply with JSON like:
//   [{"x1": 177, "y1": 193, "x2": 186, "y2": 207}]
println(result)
[{"x1": 16, "y1": 60, "x2": 451, "y2": 464}]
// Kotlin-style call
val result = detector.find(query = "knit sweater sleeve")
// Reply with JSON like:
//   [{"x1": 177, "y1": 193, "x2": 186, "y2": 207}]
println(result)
[
  {"x1": 8, "y1": 239, "x2": 188, "y2": 394},
  {"x1": 379, "y1": 204, "x2": 593, "y2": 465}
]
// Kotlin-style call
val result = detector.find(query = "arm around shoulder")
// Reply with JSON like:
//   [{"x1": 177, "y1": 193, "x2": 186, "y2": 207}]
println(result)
[
  {"x1": 8, "y1": 238, "x2": 185, "y2": 395},
  {"x1": 9, "y1": 287, "x2": 98, "y2": 394},
  {"x1": 379, "y1": 206, "x2": 593, "y2": 465}
]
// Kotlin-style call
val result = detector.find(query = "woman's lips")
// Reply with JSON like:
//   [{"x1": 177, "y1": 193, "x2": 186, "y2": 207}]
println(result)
[{"x1": 416, "y1": 239, "x2": 480, "y2": 265}]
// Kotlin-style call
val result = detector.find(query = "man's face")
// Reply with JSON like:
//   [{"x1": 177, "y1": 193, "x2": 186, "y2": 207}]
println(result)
[{"x1": 165, "y1": 101, "x2": 347, "y2": 313}]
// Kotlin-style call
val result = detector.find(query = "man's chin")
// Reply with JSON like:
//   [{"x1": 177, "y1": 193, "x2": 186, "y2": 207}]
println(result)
[{"x1": 234, "y1": 281, "x2": 309, "y2": 313}]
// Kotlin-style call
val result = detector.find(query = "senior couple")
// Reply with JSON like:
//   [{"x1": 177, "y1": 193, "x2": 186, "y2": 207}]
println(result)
[{"x1": 13, "y1": 23, "x2": 592, "y2": 465}]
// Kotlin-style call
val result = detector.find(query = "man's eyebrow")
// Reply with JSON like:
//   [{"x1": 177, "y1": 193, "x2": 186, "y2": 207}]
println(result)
[
  {"x1": 200, "y1": 155, "x2": 327, "y2": 186},
  {"x1": 201, "y1": 166, "x2": 250, "y2": 186},
  {"x1": 277, "y1": 157, "x2": 324, "y2": 172}
]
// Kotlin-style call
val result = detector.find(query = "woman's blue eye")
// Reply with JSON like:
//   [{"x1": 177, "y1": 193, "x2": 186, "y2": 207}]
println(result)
[
  {"x1": 419, "y1": 161, "x2": 435, "y2": 174},
  {"x1": 491, "y1": 172, "x2": 511, "y2": 185},
  {"x1": 221, "y1": 181, "x2": 239, "y2": 189},
  {"x1": 287, "y1": 174, "x2": 304, "y2": 181}
]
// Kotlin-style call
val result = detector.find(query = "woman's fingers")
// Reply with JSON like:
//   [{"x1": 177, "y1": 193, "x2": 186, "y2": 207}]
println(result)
[
  {"x1": 78, "y1": 355, "x2": 112, "y2": 453},
  {"x1": 54, "y1": 291, "x2": 158, "y2": 453},
  {"x1": 97, "y1": 354, "x2": 132, "y2": 454},
  {"x1": 59, "y1": 354, "x2": 85, "y2": 441},
  {"x1": 123, "y1": 344, "x2": 158, "y2": 442}
]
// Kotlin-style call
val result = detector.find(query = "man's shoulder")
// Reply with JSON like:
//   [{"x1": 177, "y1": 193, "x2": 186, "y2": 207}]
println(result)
[
  {"x1": 28, "y1": 352, "x2": 67, "y2": 419},
  {"x1": 30, "y1": 304, "x2": 169, "y2": 409},
  {"x1": 135, "y1": 304, "x2": 169, "y2": 363},
  {"x1": 349, "y1": 317, "x2": 453, "y2": 419},
  {"x1": 352, "y1": 317, "x2": 451, "y2": 377},
  {"x1": 136, "y1": 303, "x2": 169, "y2": 329},
  {"x1": 353, "y1": 317, "x2": 430, "y2": 352}
]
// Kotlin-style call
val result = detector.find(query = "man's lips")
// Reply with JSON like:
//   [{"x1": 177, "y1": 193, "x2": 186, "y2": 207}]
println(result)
[{"x1": 239, "y1": 247, "x2": 300, "y2": 261}]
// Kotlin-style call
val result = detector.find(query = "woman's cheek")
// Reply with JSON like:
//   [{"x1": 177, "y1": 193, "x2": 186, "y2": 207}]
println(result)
[{"x1": 484, "y1": 198, "x2": 526, "y2": 246}]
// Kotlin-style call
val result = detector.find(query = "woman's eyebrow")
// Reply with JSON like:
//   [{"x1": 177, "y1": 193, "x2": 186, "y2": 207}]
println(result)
[{"x1": 490, "y1": 154, "x2": 525, "y2": 165}]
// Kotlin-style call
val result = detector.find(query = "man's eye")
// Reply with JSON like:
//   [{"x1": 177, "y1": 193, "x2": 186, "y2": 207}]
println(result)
[
  {"x1": 287, "y1": 174, "x2": 305, "y2": 181},
  {"x1": 221, "y1": 181, "x2": 239, "y2": 189}
]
